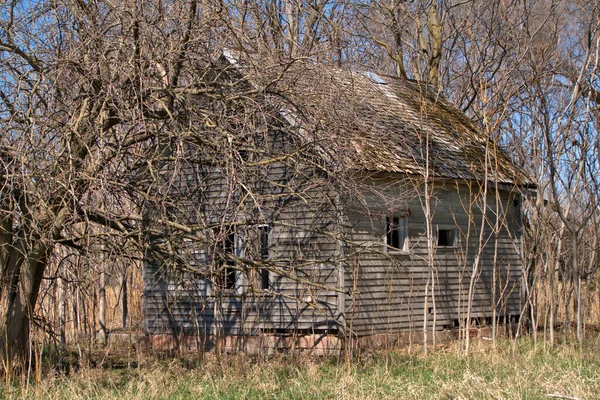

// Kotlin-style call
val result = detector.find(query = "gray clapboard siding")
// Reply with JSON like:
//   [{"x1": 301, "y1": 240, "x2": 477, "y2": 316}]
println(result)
[
  {"x1": 144, "y1": 154, "x2": 524, "y2": 340},
  {"x1": 144, "y1": 155, "x2": 342, "y2": 336},
  {"x1": 342, "y1": 181, "x2": 523, "y2": 336}
]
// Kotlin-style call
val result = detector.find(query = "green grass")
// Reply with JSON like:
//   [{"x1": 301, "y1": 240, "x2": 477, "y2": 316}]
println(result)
[{"x1": 3, "y1": 337, "x2": 600, "y2": 399}]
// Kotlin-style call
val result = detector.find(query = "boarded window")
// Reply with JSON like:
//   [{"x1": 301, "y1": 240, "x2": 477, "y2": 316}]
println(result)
[{"x1": 386, "y1": 216, "x2": 407, "y2": 251}]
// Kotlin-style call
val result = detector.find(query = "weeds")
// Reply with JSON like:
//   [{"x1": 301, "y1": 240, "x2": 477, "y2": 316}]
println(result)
[{"x1": 2, "y1": 338, "x2": 599, "y2": 399}]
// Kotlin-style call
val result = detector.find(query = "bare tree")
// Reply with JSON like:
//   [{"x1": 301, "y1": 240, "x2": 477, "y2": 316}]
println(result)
[
  {"x1": 2, "y1": 0, "x2": 600, "y2": 375},
  {"x1": 0, "y1": 0, "x2": 234, "y2": 368}
]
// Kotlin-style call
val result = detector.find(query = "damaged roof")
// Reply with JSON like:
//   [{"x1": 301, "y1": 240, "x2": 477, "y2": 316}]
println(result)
[{"x1": 223, "y1": 51, "x2": 532, "y2": 187}]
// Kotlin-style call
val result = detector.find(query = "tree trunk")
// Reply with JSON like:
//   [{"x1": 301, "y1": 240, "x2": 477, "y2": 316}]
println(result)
[
  {"x1": 0, "y1": 245, "x2": 48, "y2": 371},
  {"x1": 99, "y1": 268, "x2": 107, "y2": 345},
  {"x1": 0, "y1": 296, "x2": 29, "y2": 370},
  {"x1": 121, "y1": 269, "x2": 128, "y2": 329},
  {"x1": 58, "y1": 275, "x2": 66, "y2": 345},
  {"x1": 550, "y1": 227, "x2": 564, "y2": 347}
]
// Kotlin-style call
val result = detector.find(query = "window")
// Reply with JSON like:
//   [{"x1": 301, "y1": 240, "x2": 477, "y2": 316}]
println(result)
[
  {"x1": 217, "y1": 232, "x2": 237, "y2": 290},
  {"x1": 258, "y1": 225, "x2": 271, "y2": 290},
  {"x1": 385, "y1": 216, "x2": 408, "y2": 252},
  {"x1": 437, "y1": 227, "x2": 457, "y2": 247}
]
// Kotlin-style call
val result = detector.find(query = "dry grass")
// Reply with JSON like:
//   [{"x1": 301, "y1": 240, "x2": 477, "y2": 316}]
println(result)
[{"x1": 3, "y1": 337, "x2": 600, "y2": 399}]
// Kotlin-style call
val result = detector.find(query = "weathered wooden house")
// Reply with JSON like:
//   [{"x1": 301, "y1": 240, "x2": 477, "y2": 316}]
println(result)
[{"x1": 142, "y1": 52, "x2": 533, "y2": 351}]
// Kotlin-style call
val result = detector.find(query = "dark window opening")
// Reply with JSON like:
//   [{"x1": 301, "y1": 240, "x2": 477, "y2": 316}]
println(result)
[
  {"x1": 260, "y1": 226, "x2": 270, "y2": 259},
  {"x1": 386, "y1": 216, "x2": 406, "y2": 250},
  {"x1": 437, "y1": 228, "x2": 456, "y2": 247},
  {"x1": 223, "y1": 232, "x2": 235, "y2": 253},
  {"x1": 222, "y1": 266, "x2": 236, "y2": 290},
  {"x1": 219, "y1": 232, "x2": 237, "y2": 290},
  {"x1": 259, "y1": 226, "x2": 271, "y2": 290},
  {"x1": 260, "y1": 269, "x2": 269, "y2": 290}
]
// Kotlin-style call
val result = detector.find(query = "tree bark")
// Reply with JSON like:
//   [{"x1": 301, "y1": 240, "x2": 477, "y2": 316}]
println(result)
[
  {"x1": 58, "y1": 275, "x2": 66, "y2": 345},
  {"x1": 99, "y1": 267, "x2": 107, "y2": 345},
  {"x1": 0, "y1": 207, "x2": 67, "y2": 369},
  {"x1": 121, "y1": 270, "x2": 128, "y2": 329},
  {"x1": 0, "y1": 246, "x2": 48, "y2": 370}
]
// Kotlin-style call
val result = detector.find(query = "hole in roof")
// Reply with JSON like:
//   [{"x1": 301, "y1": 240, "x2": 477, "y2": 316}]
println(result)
[{"x1": 362, "y1": 71, "x2": 388, "y2": 85}]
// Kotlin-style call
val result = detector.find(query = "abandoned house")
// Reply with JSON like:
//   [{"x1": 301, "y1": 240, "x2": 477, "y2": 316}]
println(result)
[{"x1": 142, "y1": 51, "x2": 533, "y2": 351}]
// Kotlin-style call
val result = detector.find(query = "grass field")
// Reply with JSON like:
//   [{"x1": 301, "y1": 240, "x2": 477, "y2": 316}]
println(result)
[{"x1": 3, "y1": 337, "x2": 600, "y2": 399}]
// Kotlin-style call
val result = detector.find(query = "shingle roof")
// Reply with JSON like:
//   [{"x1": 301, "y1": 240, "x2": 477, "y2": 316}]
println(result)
[{"x1": 225, "y1": 52, "x2": 532, "y2": 187}]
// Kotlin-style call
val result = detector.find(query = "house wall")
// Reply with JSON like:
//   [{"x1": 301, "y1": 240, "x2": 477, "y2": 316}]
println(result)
[
  {"x1": 143, "y1": 158, "x2": 524, "y2": 340},
  {"x1": 143, "y1": 155, "x2": 343, "y2": 337},
  {"x1": 141, "y1": 57, "x2": 529, "y2": 344},
  {"x1": 343, "y1": 177, "x2": 523, "y2": 336}
]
